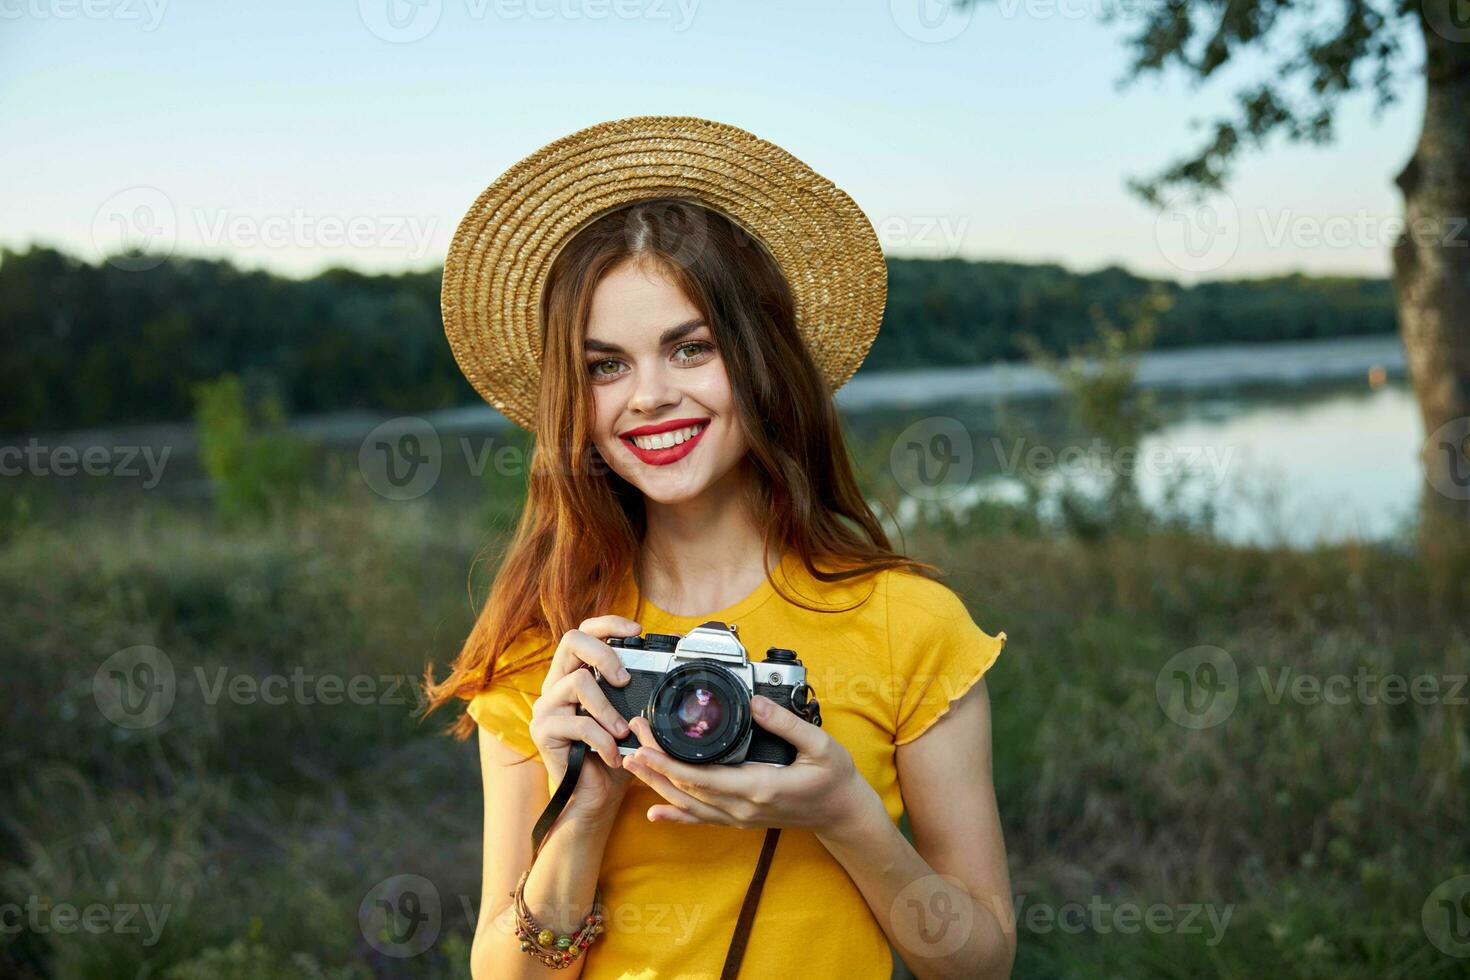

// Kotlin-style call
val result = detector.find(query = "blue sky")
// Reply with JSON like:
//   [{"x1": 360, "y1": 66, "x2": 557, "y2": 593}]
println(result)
[{"x1": 2, "y1": 0, "x2": 1423, "y2": 281}]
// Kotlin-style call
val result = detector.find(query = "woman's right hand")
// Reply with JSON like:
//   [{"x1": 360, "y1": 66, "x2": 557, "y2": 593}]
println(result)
[{"x1": 528, "y1": 615, "x2": 643, "y2": 825}]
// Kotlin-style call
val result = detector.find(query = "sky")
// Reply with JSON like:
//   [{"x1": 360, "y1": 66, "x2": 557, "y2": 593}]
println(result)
[{"x1": 1, "y1": 0, "x2": 1425, "y2": 283}]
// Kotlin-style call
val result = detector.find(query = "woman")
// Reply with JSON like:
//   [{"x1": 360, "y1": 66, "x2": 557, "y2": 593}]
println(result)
[{"x1": 424, "y1": 116, "x2": 1014, "y2": 979}]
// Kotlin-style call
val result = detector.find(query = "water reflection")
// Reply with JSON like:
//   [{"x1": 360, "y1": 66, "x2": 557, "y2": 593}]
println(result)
[{"x1": 862, "y1": 381, "x2": 1421, "y2": 548}]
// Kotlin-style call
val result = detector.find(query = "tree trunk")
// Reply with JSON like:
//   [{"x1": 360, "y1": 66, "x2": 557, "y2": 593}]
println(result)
[{"x1": 1394, "y1": 6, "x2": 1470, "y2": 534}]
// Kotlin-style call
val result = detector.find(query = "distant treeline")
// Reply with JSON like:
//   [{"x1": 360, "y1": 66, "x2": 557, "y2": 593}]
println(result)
[{"x1": 0, "y1": 246, "x2": 1395, "y2": 433}]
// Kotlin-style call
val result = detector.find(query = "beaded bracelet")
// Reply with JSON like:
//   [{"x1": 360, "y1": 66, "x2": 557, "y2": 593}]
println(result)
[{"x1": 511, "y1": 868, "x2": 607, "y2": 968}]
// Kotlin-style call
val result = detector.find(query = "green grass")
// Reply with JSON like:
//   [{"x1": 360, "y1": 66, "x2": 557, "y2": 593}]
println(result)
[{"x1": 1, "y1": 487, "x2": 1467, "y2": 978}]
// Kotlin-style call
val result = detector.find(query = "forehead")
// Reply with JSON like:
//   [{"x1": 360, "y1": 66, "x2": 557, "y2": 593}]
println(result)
[{"x1": 584, "y1": 261, "x2": 703, "y2": 345}]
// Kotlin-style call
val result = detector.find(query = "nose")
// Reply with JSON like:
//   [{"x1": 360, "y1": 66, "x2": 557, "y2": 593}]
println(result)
[{"x1": 625, "y1": 360, "x2": 680, "y2": 418}]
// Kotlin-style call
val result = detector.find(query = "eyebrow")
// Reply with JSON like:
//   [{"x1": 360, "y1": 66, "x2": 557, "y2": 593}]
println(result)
[{"x1": 583, "y1": 318, "x2": 708, "y2": 355}]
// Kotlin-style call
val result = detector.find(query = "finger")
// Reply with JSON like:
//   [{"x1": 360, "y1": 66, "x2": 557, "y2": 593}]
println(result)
[
  {"x1": 626, "y1": 719, "x2": 748, "y2": 801},
  {"x1": 749, "y1": 695, "x2": 825, "y2": 754},
  {"x1": 577, "y1": 615, "x2": 644, "y2": 641},
  {"x1": 540, "y1": 620, "x2": 632, "y2": 690},
  {"x1": 532, "y1": 714, "x2": 623, "y2": 769},
  {"x1": 623, "y1": 755, "x2": 730, "y2": 824},
  {"x1": 549, "y1": 670, "x2": 633, "y2": 740},
  {"x1": 628, "y1": 715, "x2": 659, "y2": 750}
]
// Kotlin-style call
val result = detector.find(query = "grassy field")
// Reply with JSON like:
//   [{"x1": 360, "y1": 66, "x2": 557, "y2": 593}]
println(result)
[{"x1": 2, "y1": 459, "x2": 1468, "y2": 977}]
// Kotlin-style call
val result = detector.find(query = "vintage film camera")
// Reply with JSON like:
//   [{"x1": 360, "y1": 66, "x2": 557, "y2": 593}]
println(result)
[{"x1": 584, "y1": 621, "x2": 821, "y2": 765}]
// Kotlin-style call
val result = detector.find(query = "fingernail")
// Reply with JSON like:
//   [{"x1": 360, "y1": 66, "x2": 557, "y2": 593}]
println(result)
[
  {"x1": 617, "y1": 669, "x2": 631, "y2": 683},
  {"x1": 751, "y1": 695, "x2": 769, "y2": 717}
]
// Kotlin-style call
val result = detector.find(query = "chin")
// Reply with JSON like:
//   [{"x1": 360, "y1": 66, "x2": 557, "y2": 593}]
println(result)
[{"x1": 627, "y1": 473, "x2": 713, "y2": 506}]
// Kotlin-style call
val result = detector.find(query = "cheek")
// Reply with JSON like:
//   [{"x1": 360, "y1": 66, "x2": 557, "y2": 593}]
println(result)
[
  {"x1": 716, "y1": 419, "x2": 749, "y2": 462},
  {"x1": 688, "y1": 366, "x2": 735, "y2": 414},
  {"x1": 692, "y1": 371, "x2": 743, "y2": 457},
  {"x1": 590, "y1": 387, "x2": 620, "y2": 441}
]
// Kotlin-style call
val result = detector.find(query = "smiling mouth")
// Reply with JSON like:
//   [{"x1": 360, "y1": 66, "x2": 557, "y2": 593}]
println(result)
[
  {"x1": 623, "y1": 422, "x2": 708, "y2": 451},
  {"x1": 620, "y1": 422, "x2": 709, "y2": 465}
]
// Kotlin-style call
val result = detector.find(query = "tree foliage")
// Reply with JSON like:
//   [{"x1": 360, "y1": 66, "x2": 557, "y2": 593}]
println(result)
[
  {"x1": 0, "y1": 246, "x2": 1394, "y2": 433},
  {"x1": 1123, "y1": 0, "x2": 1414, "y2": 204},
  {"x1": 955, "y1": 0, "x2": 1418, "y2": 205}
]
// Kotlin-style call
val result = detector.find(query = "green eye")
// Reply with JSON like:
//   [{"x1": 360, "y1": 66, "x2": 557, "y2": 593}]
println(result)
[
  {"x1": 675, "y1": 342, "x2": 714, "y2": 361},
  {"x1": 588, "y1": 343, "x2": 712, "y2": 381}
]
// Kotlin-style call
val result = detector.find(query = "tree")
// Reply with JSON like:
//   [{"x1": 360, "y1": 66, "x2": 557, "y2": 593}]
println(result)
[{"x1": 958, "y1": 0, "x2": 1470, "y2": 524}]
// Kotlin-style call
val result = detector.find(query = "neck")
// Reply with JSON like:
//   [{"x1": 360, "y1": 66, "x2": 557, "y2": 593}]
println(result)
[{"x1": 638, "y1": 459, "x2": 782, "y2": 617}]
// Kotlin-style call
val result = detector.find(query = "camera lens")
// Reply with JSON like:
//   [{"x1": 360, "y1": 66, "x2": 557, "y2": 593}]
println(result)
[
  {"x1": 674, "y1": 686, "x2": 723, "y2": 740},
  {"x1": 649, "y1": 663, "x2": 750, "y2": 763}
]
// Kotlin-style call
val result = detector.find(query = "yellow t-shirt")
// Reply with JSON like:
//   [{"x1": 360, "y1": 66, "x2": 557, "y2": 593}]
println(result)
[{"x1": 468, "y1": 551, "x2": 1006, "y2": 980}]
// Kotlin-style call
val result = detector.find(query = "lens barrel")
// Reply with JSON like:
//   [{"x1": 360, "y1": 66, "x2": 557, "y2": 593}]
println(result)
[{"x1": 647, "y1": 662, "x2": 751, "y2": 763}]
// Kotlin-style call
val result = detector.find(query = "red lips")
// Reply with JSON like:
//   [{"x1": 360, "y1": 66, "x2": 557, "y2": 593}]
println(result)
[
  {"x1": 618, "y1": 417, "x2": 711, "y2": 438},
  {"x1": 620, "y1": 419, "x2": 710, "y2": 466}
]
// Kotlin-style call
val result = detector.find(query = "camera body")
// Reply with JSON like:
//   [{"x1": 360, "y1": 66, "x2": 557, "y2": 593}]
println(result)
[{"x1": 586, "y1": 621, "x2": 821, "y2": 765}]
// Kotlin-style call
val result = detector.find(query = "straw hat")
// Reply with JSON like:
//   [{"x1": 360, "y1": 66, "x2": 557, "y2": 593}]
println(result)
[{"x1": 441, "y1": 115, "x2": 887, "y2": 432}]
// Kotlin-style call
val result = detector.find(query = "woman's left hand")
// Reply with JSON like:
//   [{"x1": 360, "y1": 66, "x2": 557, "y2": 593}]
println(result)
[{"x1": 622, "y1": 694, "x2": 876, "y2": 833}]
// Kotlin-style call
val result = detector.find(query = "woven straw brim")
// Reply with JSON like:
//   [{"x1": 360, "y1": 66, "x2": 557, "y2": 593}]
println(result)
[{"x1": 441, "y1": 115, "x2": 887, "y2": 432}]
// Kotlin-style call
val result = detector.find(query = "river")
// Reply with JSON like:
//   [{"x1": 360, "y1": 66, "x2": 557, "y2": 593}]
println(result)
[{"x1": 3, "y1": 335, "x2": 1419, "y2": 548}]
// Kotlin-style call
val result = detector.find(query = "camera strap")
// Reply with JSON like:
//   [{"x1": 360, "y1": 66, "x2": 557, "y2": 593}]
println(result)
[
  {"x1": 530, "y1": 739, "x2": 779, "y2": 979},
  {"x1": 720, "y1": 826, "x2": 780, "y2": 980},
  {"x1": 529, "y1": 737, "x2": 586, "y2": 860}
]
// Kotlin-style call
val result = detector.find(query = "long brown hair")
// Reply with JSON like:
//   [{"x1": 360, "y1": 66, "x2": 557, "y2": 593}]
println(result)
[{"x1": 422, "y1": 198, "x2": 938, "y2": 739}]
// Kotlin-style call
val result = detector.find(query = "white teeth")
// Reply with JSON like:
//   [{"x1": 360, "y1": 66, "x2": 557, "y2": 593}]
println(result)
[{"x1": 629, "y1": 423, "x2": 706, "y2": 451}]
